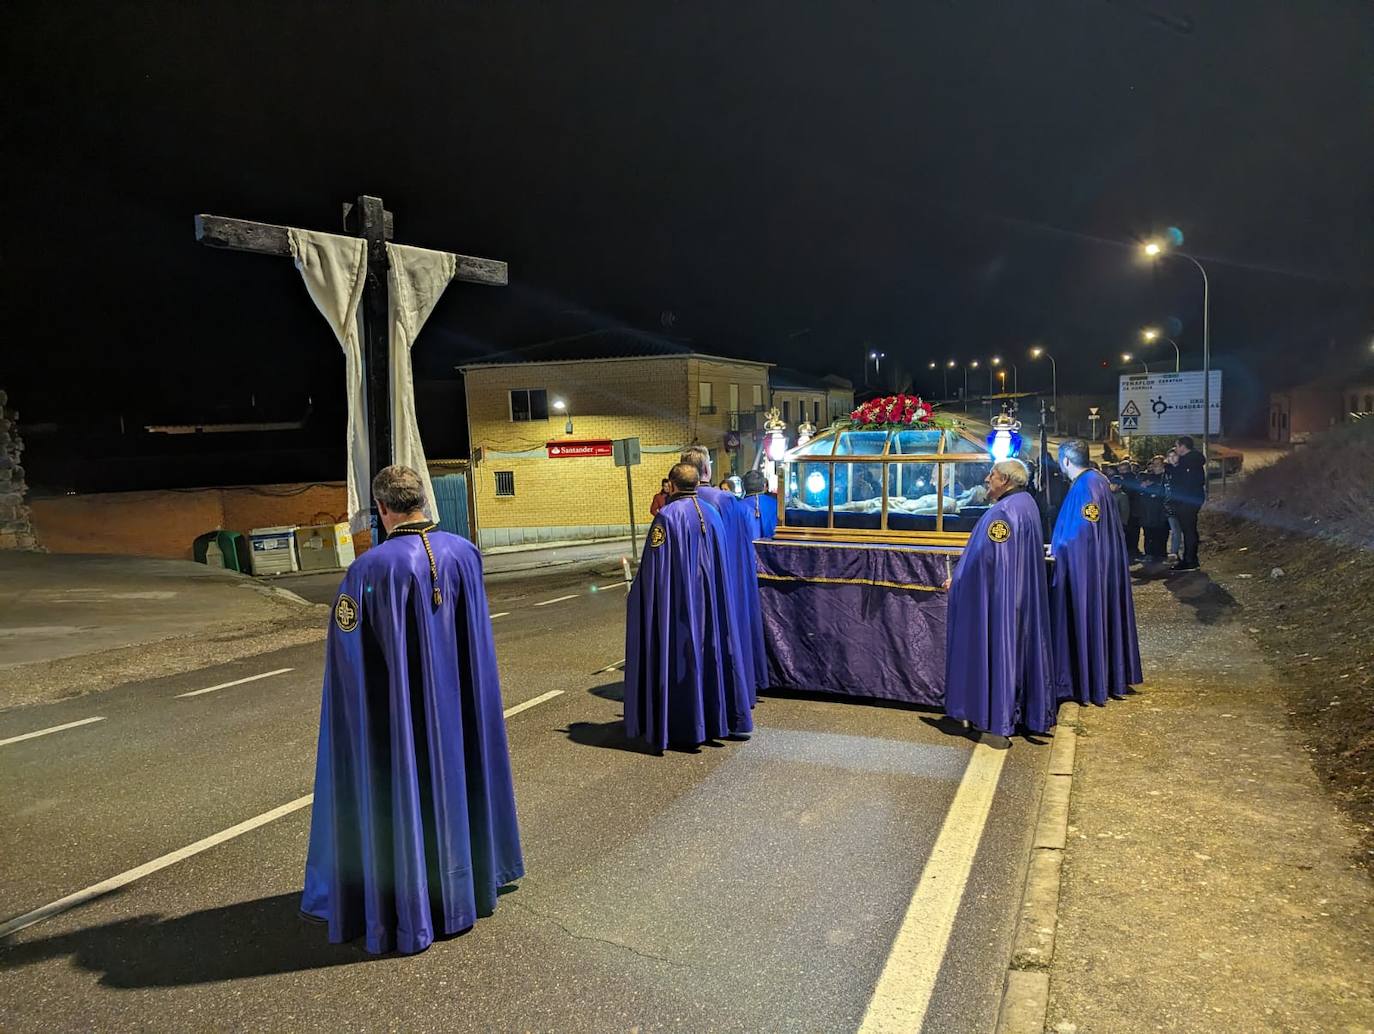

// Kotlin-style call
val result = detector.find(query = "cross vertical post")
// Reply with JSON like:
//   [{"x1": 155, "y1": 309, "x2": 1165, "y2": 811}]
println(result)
[{"x1": 358, "y1": 196, "x2": 392, "y2": 544}]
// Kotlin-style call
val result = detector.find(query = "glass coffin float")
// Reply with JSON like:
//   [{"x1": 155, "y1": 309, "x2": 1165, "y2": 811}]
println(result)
[{"x1": 776, "y1": 425, "x2": 996, "y2": 546}]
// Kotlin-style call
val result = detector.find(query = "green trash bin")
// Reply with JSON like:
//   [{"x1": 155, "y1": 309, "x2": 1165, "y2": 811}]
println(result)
[{"x1": 193, "y1": 530, "x2": 248, "y2": 573}]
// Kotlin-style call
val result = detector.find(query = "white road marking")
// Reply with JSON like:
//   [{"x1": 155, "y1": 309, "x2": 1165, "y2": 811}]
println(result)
[
  {"x1": 0, "y1": 687, "x2": 566, "y2": 939},
  {"x1": 0, "y1": 795, "x2": 314, "y2": 939},
  {"x1": 595, "y1": 659, "x2": 625, "y2": 674},
  {"x1": 595, "y1": 582, "x2": 632, "y2": 591},
  {"x1": 489, "y1": 611, "x2": 510, "y2": 619},
  {"x1": 501, "y1": 689, "x2": 564, "y2": 718},
  {"x1": 0, "y1": 716, "x2": 106, "y2": 748},
  {"x1": 176, "y1": 667, "x2": 294, "y2": 699},
  {"x1": 533, "y1": 594, "x2": 579, "y2": 607},
  {"x1": 857, "y1": 743, "x2": 1008, "y2": 1033}
]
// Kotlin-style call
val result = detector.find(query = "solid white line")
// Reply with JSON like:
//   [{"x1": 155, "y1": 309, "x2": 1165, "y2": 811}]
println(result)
[
  {"x1": 857, "y1": 743, "x2": 1008, "y2": 1033},
  {"x1": 0, "y1": 795, "x2": 315, "y2": 939},
  {"x1": 0, "y1": 685, "x2": 567, "y2": 940},
  {"x1": 533, "y1": 594, "x2": 580, "y2": 607},
  {"x1": 175, "y1": 667, "x2": 294, "y2": 699},
  {"x1": 489, "y1": 611, "x2": 510, "y2": 619},
  {"x1": 0, "y1": 716, "x2": 107, "y2": 748},
  {"x1": 501, "y1": 689, "x2": 564, "y2": 718}
]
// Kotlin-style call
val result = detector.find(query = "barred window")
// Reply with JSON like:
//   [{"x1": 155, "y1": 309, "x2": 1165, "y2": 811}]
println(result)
[{"x1": 494, "y1": 471, "x2": 516, "y2": 497}]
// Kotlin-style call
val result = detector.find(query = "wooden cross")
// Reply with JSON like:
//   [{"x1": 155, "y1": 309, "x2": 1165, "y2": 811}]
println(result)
[{"x1": 194, "y1": 194, "x2": 506, "y2": 542}]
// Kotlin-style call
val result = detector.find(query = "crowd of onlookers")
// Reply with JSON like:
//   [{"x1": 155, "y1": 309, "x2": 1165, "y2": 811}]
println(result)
[{"x1": 1104, "y1": 435, "x2": 1207, "y2": 571}]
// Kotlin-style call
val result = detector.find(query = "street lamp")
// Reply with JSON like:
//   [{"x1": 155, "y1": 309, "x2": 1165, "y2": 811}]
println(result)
[
  {"x1": 868, "y1": 349, "x2": 886, "y2": 383},
  {"x1": 1121, "y1": 352, "x2": 1149, "y2": 374},
  {"x1": 1140, "y1": 327, "x2": 1181, "y2": 372},
  {"x1": 1029, "y1": 346, "x2": 1057, "y2": 434},
  {"x1": 990, "y1": 355, "x2": 1019, "y2": 392},
  {"x1": 552, "y1": 397, "x2": 573, "y2": 435},
  {"x1": 1142, "y1": 234, "x2": 1212, "y2": 460},
  {"x1": 964, "y1": 359, "x2": 980, "y2": 401}
]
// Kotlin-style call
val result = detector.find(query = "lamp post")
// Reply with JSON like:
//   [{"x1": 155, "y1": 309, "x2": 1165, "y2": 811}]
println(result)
[
  {"x1": 868, "y1": 349, "x2": 886, "y2": 385},
  {"x1": 1029, "y1": 346, "x2": 1057, "y2": 434},
  {"x1": 552, "y1": 397, "x2": 573, "y2": 435},
  {"x1": 990, "y1": 355, "x2": 1019, "y2": 393},
  {"x1": 1143, "y1": 236, "x2": 1211, "y2": 460},
  {"x1": 1141, "y1": 327, "x2": 1181, "y2": 372},
  {"x1": 946, "y1": 359, "x2": 955, "y2": 400},
  {"x1": 1122, "y1": 352, "x2": 1149, "y2": 374},
  {"x1": 964, "y1": 359, "x2": 980, "y2": 401}
]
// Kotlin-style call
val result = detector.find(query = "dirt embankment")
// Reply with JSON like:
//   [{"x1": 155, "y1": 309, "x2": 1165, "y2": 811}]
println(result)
[{"x1": 1210, "y1": 419, "x2": 1374, "y2": 861}]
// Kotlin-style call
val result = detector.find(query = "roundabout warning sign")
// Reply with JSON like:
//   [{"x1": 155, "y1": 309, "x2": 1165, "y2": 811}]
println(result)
[{"x1": 1118, "y1": 372, "x2": 1221, "y2": 435}]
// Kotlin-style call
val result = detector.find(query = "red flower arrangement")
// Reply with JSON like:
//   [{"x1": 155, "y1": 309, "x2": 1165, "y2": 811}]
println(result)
[{"x1": 848, "y1": 393, "x2": 947, "y2": 429}]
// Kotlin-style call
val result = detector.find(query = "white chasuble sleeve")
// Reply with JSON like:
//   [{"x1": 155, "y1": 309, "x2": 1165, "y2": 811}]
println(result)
[
  {"x1": 385, "y1": 242, "x2": 457, "y2": 524},
  {"x1": 288, "y1": 229, "x2": 371, "y2": 534}
]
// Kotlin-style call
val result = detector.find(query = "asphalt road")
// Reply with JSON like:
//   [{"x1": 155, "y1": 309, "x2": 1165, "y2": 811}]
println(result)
[{"x1": 0, "y1": 561, "x2": 1046, "y2": 1033}]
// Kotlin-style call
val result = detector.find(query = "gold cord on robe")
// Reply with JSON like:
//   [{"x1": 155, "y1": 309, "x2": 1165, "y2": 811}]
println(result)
[{"x1": 390, "y1": 520, "x2": 443, "y2": 606}]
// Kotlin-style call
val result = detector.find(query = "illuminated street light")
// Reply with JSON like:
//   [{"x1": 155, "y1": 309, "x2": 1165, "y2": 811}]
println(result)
[
  {"x1": 1121, "y1": 352, "x2": 1149, "y2": 373},
  {"x1": 552, "y1": 397, "x2": 573, "y2": 434},
  {"x1": 1142, "y1": 231, "x2": 1212, "y2": 458},
  {"x1": 1140, "y1": 326, "x2": 1181, "y2": 372},
  {"x1": 1029, "y1": 346, "x2": 1057, "y2": 433}
]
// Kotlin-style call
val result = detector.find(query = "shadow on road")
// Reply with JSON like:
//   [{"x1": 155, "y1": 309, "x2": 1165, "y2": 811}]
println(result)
[
  {"x1": 588, "y1": 680, "x2": 624, "y2": 702},
  {"x1": 1163, "y1": 570, "x2": 1239, "y2": 625},
  {"x1": 0, "y1": 893, "x2": 378, "y2": 986},
  {"x1": 561, "y1": 718, "x2": 730, "y2": 756}
]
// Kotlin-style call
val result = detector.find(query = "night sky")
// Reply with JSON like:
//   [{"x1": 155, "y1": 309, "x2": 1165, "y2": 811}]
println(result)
[{"x1": 4, "y1": 2, "x2": 1371, "y2": 485}]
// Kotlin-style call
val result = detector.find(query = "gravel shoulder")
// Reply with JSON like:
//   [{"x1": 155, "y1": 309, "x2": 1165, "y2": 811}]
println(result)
[{"x1": 1046, "y1": 529, "x2": 1374, "y2": 1033}]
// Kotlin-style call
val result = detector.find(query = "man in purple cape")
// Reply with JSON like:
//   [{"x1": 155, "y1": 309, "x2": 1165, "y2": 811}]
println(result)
[
  {"x1": 302, "y1": 465, "x2": 523, "y2": 955},
  {"x1": 624, "y1": 462, "x2": 751, "y2": 749},
  {"x1": 680, "y1": 446, "x2": 758, "y2": 710},
  {"x1": 943, "y1": 459, "x2": 1055, "y2": 741},
  {"x1": 1049, "y1": 441, "x2": 1144, "y2": 705},
  {"x1": 742, "y1": 472, "x2": 778, "y2": 539}
]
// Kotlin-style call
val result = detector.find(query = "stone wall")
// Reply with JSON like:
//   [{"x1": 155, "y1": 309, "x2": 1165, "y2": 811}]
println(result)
[{"x1": 0, "y1": 390, "x2": 38, "y2": 550}]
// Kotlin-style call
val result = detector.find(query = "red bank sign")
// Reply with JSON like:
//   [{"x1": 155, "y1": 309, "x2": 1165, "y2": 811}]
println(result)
[{"x1": 546, "y1": 440, "x2": 613, "y2": 459}]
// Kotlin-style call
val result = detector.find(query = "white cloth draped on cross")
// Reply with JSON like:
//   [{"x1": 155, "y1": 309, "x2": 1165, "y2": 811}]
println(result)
[{"x1": 287, "y1": 229, "x2": 456, "y2": 533}]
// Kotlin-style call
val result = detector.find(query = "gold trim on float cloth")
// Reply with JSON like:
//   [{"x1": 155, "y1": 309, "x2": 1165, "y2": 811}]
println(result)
[
  {"x1": 756, "y1": 572, "x2": 943, "y2": 593},
  {"x1": 764, "y1": 539, "x2": 964, "y2": 556}
]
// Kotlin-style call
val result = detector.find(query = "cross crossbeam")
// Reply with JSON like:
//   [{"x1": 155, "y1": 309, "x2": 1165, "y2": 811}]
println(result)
[
  {"x1": 194, "y1": 194, "x2": 507, "y2": 544},
  {"x1": 194, "y1": 214, "x2": 508, "y2": 286}
]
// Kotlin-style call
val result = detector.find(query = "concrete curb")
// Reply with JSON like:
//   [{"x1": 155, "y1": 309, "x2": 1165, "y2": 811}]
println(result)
[{"x1": 996, "y1": 701, "x2": 1080, "y2": 1034}]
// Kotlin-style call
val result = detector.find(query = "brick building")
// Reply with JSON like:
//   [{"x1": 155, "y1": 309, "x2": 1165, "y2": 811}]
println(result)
[
  {"x1": 1269, "y1": 372, "x2": 1374, "y2": 443},
  {"x1": 459, "y1": 331, "x2": 771, "y2": 550}
]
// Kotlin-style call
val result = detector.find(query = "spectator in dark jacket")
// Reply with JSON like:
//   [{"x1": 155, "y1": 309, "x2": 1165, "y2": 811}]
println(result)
[
  {"x1": 1163, "y1": 448, "x2": 1182, "y2": 559},
  {"x1": 1119, "y1": 461, "x2": 1144, "y2": 560},
  {"x1": 1170, "y1": 437, "x2": 1206, "y2": 571},
  {"x1": 1137, "y1": 456, "x2": 1170, "y2": 562}
]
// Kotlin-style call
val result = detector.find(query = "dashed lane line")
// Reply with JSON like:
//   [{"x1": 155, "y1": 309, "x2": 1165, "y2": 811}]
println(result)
[
  {"x1": 176, "y1": 668, "x2": 295, "y2": 699},
  {"x1": 490, "y1": 612, "x2": 511, "y2": 619},
  {"x1": 532, "y1": 594, "x2": 580, "y2": 607},
  {"x1": 0, "y1": 716, "x2": 107, "y2": 748},
  {"x1": 0, "y1": 690, "x2": 566, "y2": 940}
]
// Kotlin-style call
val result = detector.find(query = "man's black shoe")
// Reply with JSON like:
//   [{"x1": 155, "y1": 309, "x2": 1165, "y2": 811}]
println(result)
[{"x1": 1171, "y1": 562, "x2": 1200, "y2": 572}]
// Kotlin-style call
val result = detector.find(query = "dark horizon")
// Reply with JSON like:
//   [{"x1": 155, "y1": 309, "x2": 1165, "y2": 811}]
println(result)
[{"x1": 4, "y1": 1, "x2": 1371, "y2": 489}]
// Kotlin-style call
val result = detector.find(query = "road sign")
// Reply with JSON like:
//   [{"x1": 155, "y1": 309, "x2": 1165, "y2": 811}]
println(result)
[
  {"x1": 546, "y1": 440, "x2": 612, "y2": 458},
  {"x1": 1118, "y1": 371, "x2": 1222, "y2": 435},
  {"x1": 612, "y1": 437, "x2": 642, "y2": 467}
]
